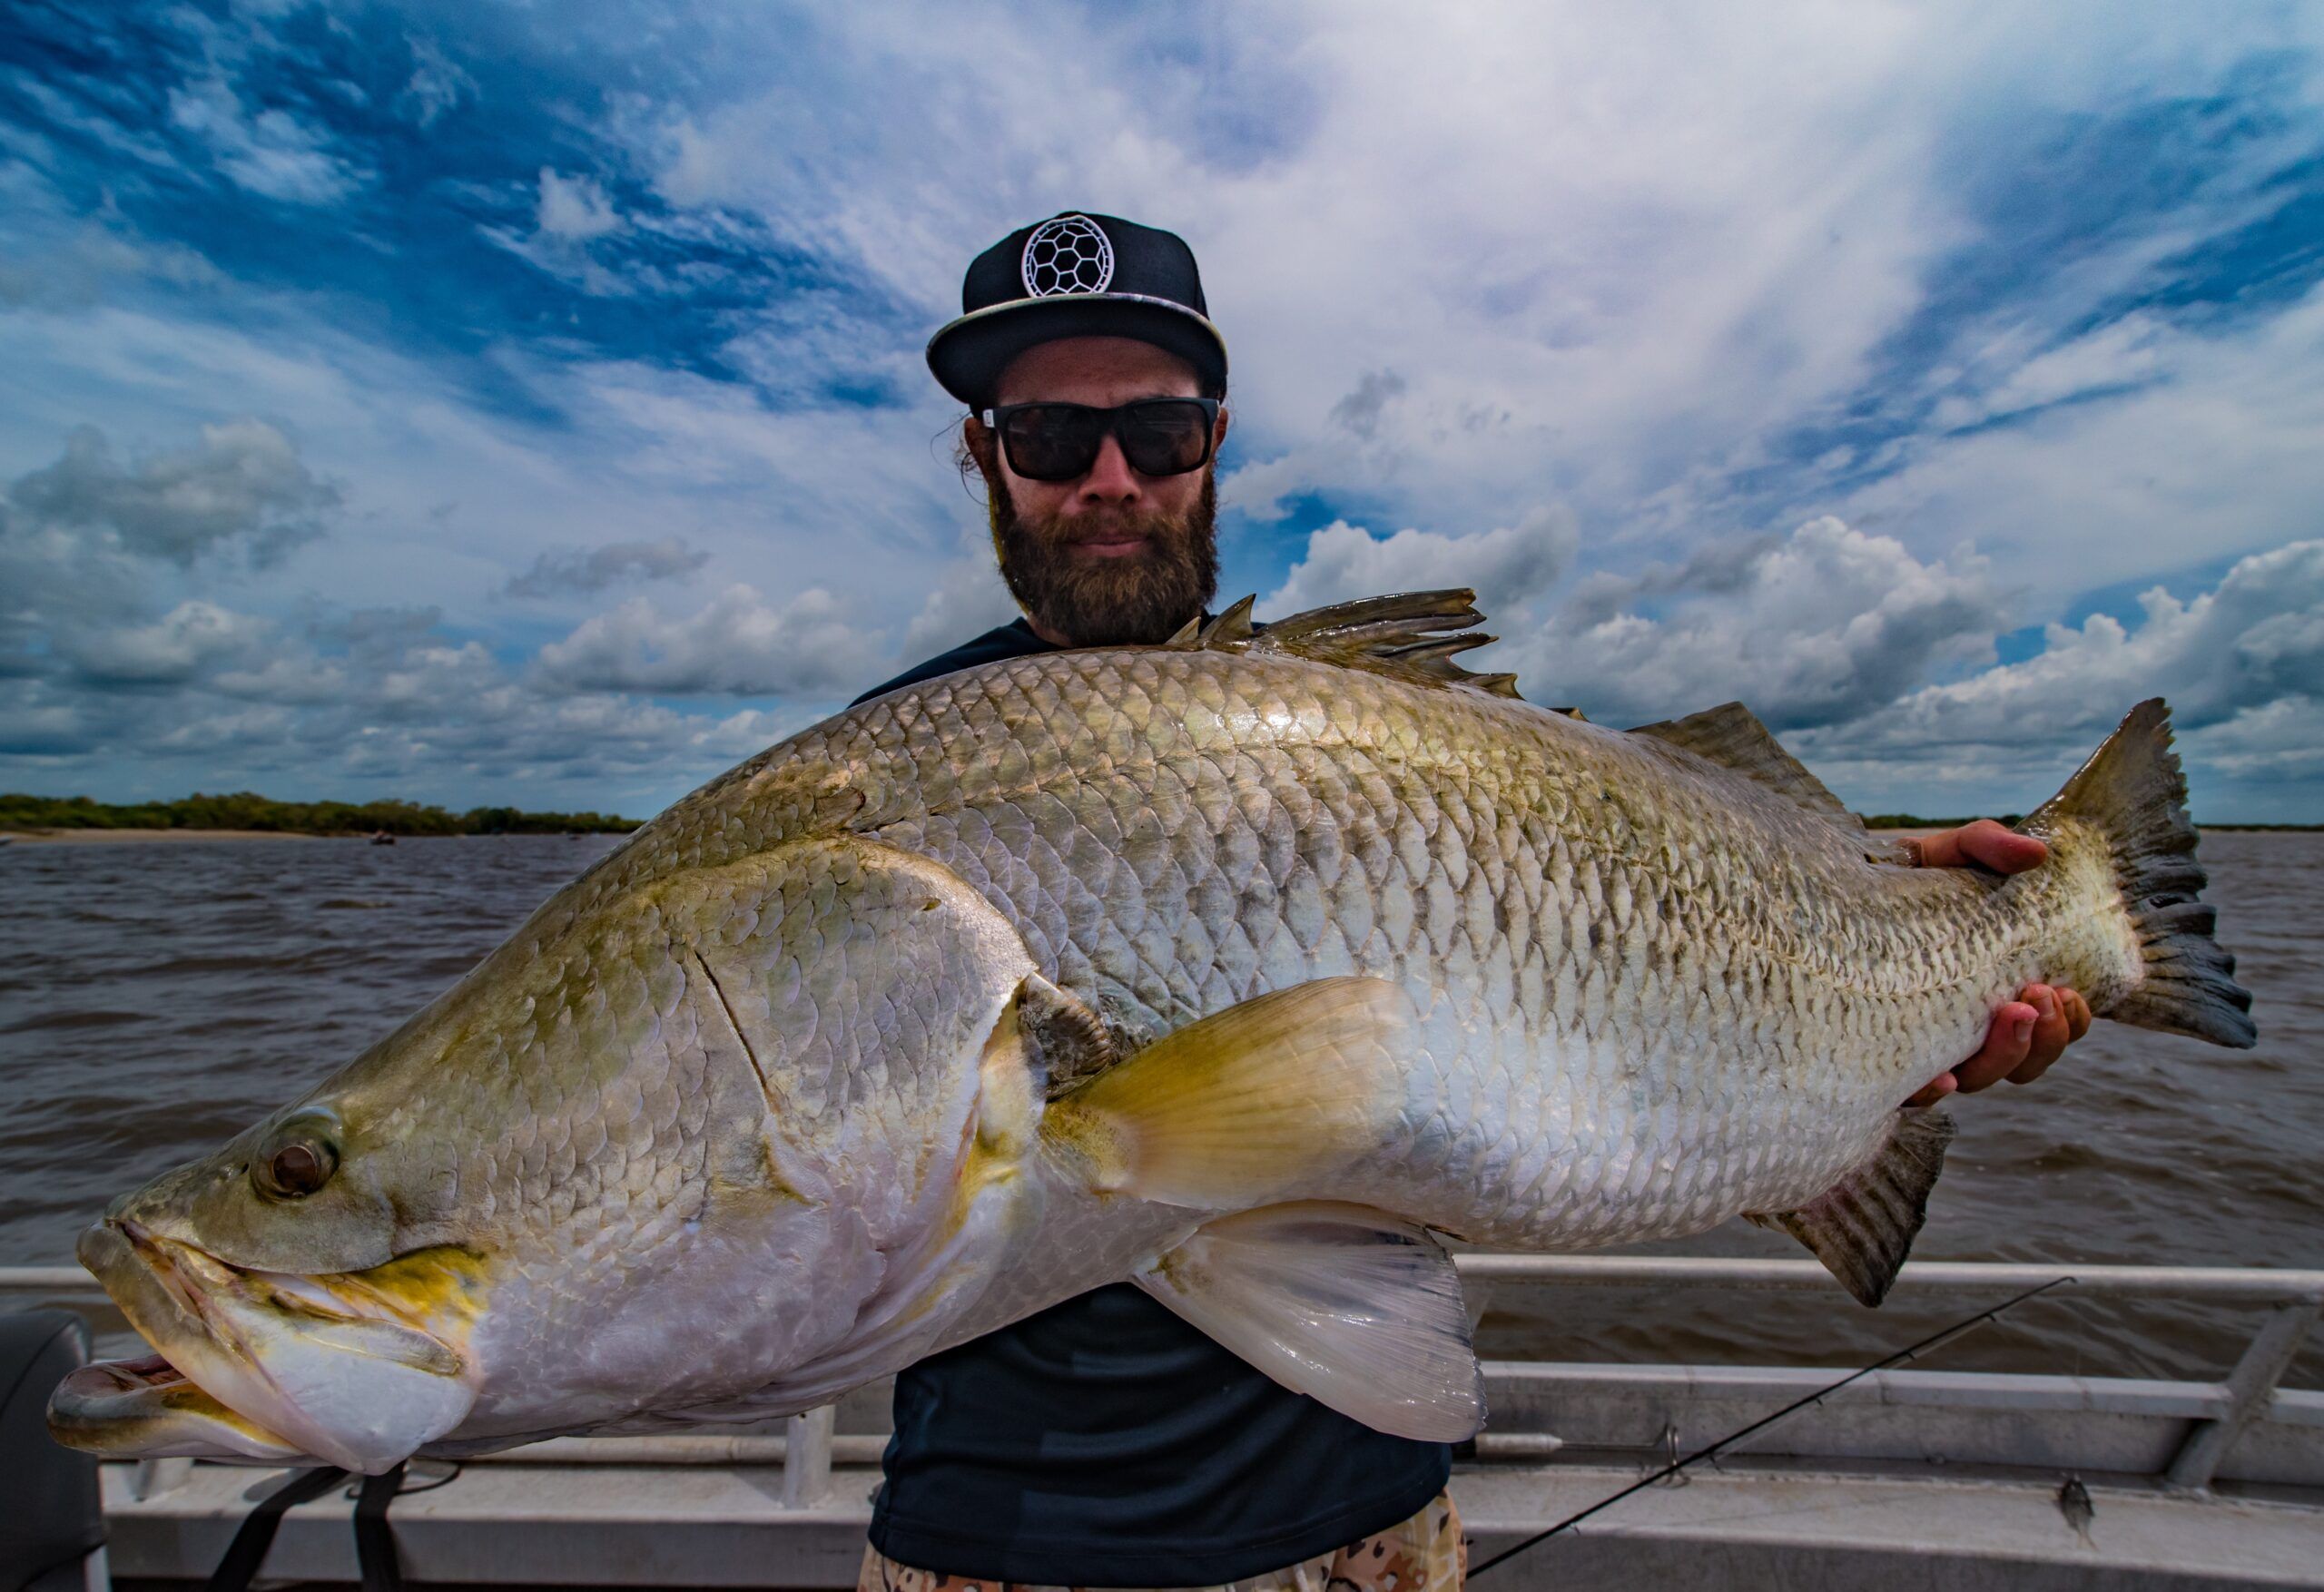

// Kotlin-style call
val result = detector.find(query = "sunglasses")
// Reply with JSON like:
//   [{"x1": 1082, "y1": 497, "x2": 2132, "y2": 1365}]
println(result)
[{"x1": 982, "y1": 398, "x2": 1221, "y2": 482}]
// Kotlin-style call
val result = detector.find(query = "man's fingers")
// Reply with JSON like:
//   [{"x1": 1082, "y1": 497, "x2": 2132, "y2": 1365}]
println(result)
[
  {"x1": 2011, "y1": 986, "x2": 2094, "y2": 1083},
  {"x1": 1917, "y1": 819, "x2": 2049, "y2": 874},
  {"x1": 1910, "y1": 818, "x2": 2047, "y2": 873},
  {"x1": 1957, "y1": 1000, "x2": 2037, "y2": 1092},
  {"x1": 1909, "y1": 827, "x2": 1965, "y2": 869},
  {"x1": 1905, "y1": 1071, "x2": 1959, "y2": 1108},
  {"x1": 2011, "y1": 985, "x2": 2072, "y2": 1083}
]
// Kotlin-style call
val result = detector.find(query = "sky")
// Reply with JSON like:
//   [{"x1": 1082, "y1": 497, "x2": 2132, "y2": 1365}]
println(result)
[{"x1": 2, "y1": 2, "x2": 2320, "y2": 821}]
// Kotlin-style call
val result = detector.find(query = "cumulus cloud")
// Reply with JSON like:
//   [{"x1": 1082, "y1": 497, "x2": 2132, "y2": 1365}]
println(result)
[
  {"x1": 501, "y1": 537, "x2": 709, "y2": 598},
  {"x1": 5, "y1": 420, "x2": 337, "y2": 567},
  {"x1": 898, "y1": 528, "x2": 1026, "y2": 662},
  {"x1": 59, "y1": 600, "x2": 272, "y2": 685},
  {"x1": 1821, "y1": 541, "x2": 2324, "y2": 758},
  {"x1": 533, "y1": 584, "x2": 877, "y2": 696},
  {"x1": 1502, "y1": 516, "x2": 2001, "y2": 730},
  {"x1": 537, "y1": 169, "x2": 623, "y2": 241},
  {"x1": 1264, "y1": 506, "x2": 1578, "y2": 614},
  {"x1": 5, "y1": 4, "x2": 2321, "y2": 818}
]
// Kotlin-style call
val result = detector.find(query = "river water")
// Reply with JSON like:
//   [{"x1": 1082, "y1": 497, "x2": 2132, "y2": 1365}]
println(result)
[{"x1": 2, "y1": 830, "x2": 2317, "y2": 1384}]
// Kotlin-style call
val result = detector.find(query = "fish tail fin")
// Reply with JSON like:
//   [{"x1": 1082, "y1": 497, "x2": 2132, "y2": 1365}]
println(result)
[{"x1": 2027, "y1": 699, "x2": 2255, "y2": 1048}]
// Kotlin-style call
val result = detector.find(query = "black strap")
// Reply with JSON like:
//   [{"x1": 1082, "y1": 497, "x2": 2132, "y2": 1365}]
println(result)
[
  {"x1": 202, "y1": 1466, "x2": 349, "y2": 1592},
  {"x1": 355, "y1": 1461, "x2": 409, "y2": 1592}
]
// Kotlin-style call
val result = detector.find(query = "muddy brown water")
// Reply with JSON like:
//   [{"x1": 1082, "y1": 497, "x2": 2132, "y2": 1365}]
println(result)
[{"x1": 3, "y1": 830, "x2": 2318, "y2": 1386}]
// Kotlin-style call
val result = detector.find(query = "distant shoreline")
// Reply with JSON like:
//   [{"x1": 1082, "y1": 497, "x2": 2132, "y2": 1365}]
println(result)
[
  {"x1": 1, "y1": 791, "x2": 638, "y2": 839},
  {"x1": 4, "y1": 828, "x2": 325, "y2": 843}
]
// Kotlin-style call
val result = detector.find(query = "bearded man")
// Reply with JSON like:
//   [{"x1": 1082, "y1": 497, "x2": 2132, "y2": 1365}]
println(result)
[{"x1": 851, "y1": 212, "x2": 2092, "y2": 1592}]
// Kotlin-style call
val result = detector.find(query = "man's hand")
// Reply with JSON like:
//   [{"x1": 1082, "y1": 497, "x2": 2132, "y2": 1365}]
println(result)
[{"x1": 1901, "y1": 821, "x2": 2094, "y2": 1106}]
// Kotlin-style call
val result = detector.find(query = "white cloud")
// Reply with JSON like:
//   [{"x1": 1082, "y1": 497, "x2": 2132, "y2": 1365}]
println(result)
[
  {"x1": 1830, "y1": 287, "x2": 2324, "y2": 595},
  {"x1": 537, "y1": 168, "x2": 623, "y2": 241},
  {"x1": 398, "y1": 37, "x2": 477, "y2": 130},
  {"x1": 59, "y1": 600, "x2": 271, "y2": 685},
  {"x1": 7, "y1": 3, "x2": 2323, "y2": 820},
  {"x1": 1502, "y1": 516, "x2": 2002, "y2": 730},
  {"x1": 898, "y1": 526, "x2": 1026, "y2": 662},
  {"x1": 1818, "y1": 540, "x2": 2324, "y2": 755},
  {"x1": 533, "y1": 584, "x2": 877, "y2": 696},
  {"x1": 502, "y1": 537, "x2": 708, "y2": 598},
  {"x1": 165, "y1": 77, "x2": 369, "y2": 205},
  {"x1": 1264, "y1": 506, "x2": 1577, "y2": 614},
  {"x1": 4, "y1": 418, "x2": 337, "y2": 566}
]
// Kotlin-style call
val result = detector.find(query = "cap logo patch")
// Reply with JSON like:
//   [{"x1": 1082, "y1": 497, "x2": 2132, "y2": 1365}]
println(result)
[{"x1": 1022, "y1": 215, "x2": 1114, "y2": 298}]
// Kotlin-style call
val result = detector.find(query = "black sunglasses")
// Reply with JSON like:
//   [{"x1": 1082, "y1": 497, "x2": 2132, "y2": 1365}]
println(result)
[{"x1": 982, "y1": 398, "x2": 1221, "y2": 482}]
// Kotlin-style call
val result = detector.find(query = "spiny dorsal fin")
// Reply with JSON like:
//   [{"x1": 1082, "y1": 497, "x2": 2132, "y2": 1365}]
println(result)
[
  {"x1": 1176, "y1": 589, "x2": 1524, "y2": 699},
  {"x1": 1199, "y1": 595, "x2": 1257, "y2": 647},
  {"x1": 1630, "y1": 702, "x2": 1854, "y2": 819},
  {"x1": 1745, "y1": 1108, "x2": 1955, "y2": 1306}
]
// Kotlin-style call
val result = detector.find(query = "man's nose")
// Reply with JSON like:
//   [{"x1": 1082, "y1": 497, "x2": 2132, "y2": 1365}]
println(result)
[{"x1": 1074, "y1": 433, "x2": 1143, "y2": 506}]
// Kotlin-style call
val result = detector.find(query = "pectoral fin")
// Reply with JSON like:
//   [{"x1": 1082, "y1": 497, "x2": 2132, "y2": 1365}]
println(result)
[
  {"x1": 1746, "y1": 1107, "x2": 1955, "y2": 1305},
  {"x1": 1133, "y1": 1202, "x2": 1485, "y2": 1441},
  {"x1": 1039, "y1": 977, "x2": 1413, "y2": 1208}
]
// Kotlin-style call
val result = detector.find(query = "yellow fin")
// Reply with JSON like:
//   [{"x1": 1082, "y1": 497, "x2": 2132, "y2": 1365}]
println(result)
[{"x1": 1040, "y1": 977, "x2": 1413, "y2": 1208}]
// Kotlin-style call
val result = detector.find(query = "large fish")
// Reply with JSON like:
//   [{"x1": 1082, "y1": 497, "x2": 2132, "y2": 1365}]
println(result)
[{"x1": 50, "y1": 592, "x2": 2254, "y2": 1469}]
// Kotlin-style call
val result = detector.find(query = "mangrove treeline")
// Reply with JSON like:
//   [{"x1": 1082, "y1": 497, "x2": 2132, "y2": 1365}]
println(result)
[{"x1": 1, "y1": 791, "x2": 638, "y2": 836}]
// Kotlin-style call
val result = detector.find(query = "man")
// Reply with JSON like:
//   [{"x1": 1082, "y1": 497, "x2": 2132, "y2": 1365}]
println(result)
[{"x1": 852, "y1": 213, "x2": 2091, "y2": 1592}]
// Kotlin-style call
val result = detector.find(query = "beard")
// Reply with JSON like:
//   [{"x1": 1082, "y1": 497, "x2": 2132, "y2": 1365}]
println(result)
[{"x1": 990, "y1": 469, "x2": 1220, "y2": 647}]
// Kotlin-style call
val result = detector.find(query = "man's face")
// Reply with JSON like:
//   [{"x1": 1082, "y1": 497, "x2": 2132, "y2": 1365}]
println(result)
[{"x1": 973, "y1": 336, "x2": 1227, "y2": 647}]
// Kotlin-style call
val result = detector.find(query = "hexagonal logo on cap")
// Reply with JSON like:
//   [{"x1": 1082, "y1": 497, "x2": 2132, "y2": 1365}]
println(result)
[{"x1": 1021, "y1": 215, "x2": 1115, "y2": 298}]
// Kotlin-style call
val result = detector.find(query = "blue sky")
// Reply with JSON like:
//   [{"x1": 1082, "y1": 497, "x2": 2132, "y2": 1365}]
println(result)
[{"x1": 2, "y1": 2, "x2": 2320, "y2": 820}]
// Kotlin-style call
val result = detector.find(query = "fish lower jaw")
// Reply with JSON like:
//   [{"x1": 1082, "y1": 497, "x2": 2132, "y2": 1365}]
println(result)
[
  {"x1": 48, "y1": 1351, "x2": 310, "y2": 1463},
  {"x1": 72, "y1": 1220, "x2": 478, "y2": 1474}
]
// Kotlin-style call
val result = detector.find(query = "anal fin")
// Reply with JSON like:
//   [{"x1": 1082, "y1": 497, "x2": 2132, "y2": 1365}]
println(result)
[
  {"x1": 1746, "y1": 1108, "x2": 1955, "y2": 1306},
  {"x1": 1134, "y1": 1202, "x2": 1485, "y2": 1441}
]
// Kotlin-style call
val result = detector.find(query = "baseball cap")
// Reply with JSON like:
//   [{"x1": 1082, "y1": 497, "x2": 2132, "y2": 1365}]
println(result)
[{"x1": 926, "y1": 211, "x2": 1229, "y2": 408}]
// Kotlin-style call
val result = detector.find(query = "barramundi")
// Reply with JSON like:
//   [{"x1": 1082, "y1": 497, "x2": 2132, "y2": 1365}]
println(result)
[{"x1": 49, "y1": 592, "x2": 2255, "y2": 1469}]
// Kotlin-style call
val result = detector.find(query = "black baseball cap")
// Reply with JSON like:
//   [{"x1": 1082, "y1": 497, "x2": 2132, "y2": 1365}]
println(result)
[{"x1": 926, "y1": 211, "x2": 1228, "y2": 408}]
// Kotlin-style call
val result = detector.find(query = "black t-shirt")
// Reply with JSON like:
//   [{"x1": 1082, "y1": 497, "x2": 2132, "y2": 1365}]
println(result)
[{"x1": 854, "y1": 619, "x2": 1452, "y2": 1585}]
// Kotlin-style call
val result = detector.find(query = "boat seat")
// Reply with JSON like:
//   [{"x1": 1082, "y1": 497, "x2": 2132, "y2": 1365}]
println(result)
[{"x1": 0, "y1": 1311, "x2": 106, "y2": 1592}]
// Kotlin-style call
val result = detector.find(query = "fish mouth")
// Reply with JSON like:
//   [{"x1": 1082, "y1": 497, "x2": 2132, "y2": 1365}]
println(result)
[
  {"x1": 48, "y1": 1351, "x2": 306, "y2": 1462},
  {"x1": 49, "y1": 1219, "x2": 480, "y2": 1473}
]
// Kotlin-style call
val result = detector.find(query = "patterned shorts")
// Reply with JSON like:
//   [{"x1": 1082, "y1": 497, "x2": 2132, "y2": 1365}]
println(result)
[{"x1": 857, "y1": 1490, "x2": 1465, "y2": 1592}]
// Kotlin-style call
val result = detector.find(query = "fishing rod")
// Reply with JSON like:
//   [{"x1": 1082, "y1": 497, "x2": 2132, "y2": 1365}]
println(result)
[{"x1": 1467, "y1": 1273, "x2": 2075, "y2": 1579}]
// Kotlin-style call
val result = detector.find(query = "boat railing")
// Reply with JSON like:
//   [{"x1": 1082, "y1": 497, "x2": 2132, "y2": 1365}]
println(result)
[
  {"x1": 5, "y1": 1254, "x2": 2319, "y2": 1499},
  {"x1": 1456, "y1": 1254, "x2": 2324, "y2": 1491}
]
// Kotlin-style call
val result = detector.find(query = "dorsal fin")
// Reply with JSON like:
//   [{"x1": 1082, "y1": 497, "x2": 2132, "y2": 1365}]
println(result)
[
  {"x1": 1630, "y1": 702, "x2": 1911, "y2": 861},
  {"x1": 1170, "y1": 589, "x2": 1524, "y2": 699},
  {"x1": 1630, "y1": 702, "x2": 1851, "y2": 817}
]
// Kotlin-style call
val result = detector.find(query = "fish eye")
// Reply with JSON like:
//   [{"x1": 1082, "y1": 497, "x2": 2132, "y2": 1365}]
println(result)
[{"x1": 252, "y1": 1128, "x2": 339, "y2": 1200}]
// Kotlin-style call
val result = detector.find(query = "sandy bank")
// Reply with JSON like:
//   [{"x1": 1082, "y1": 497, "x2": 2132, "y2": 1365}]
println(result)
[{"x1": 1, "y1": 828, "x2": 326, "y2": 844}]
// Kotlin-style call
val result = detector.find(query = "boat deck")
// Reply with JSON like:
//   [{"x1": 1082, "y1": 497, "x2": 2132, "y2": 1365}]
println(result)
[{"x1": 12, "y1": 1255, "x2": 2320, "y2": 1591}]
